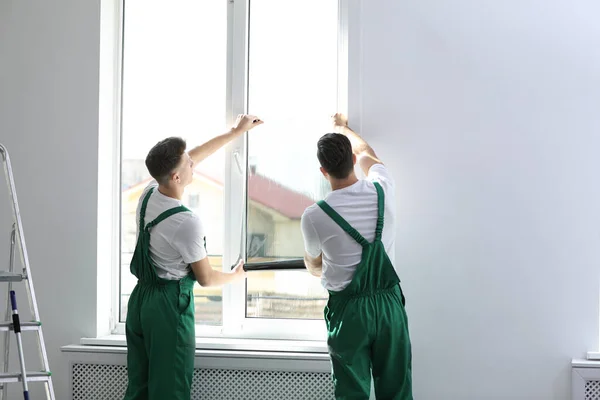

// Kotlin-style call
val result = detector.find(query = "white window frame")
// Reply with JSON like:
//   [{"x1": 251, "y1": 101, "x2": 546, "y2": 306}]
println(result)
[{"x1": 104, "y1": 0, "x2": 349, "y2": 342}]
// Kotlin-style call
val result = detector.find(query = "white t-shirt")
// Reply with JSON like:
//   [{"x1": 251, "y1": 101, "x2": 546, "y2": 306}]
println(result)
[
  {"x1": 136, "y1": 181, "x2": 207, "y2": 280},
  {"x1": 300, "y1": 164, "x2": 397, "y2": 292}
]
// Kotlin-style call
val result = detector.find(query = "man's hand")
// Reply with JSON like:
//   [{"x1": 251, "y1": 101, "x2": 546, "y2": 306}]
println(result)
[
  {"x1": 332, "y1": 113, "x2": 349, "y2": 131},
  {"x1": 330, "y1": 112, "x2": 383, "y2": 175},
  {"x1": 232, "y1": 259, "x2": 248, "y2": 281},
  {"x1": 188, "y1": 114, "x2": 263, "y2": 165},
  {"x1": 191, "y1": 257, "x2": 247, "y2": 287},
  {"x1": 233, "y1": 114, "x2": 263, "y2": 134},
  {"x1": 304, "y1": 252, "x2": 323, "y2": 278}
]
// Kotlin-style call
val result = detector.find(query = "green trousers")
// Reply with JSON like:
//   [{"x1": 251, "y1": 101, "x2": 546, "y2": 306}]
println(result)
[
  {"x1": 124, "y1": 277, "x2": 196, "y2": 400},
  {"x1": 326, "y1": 286, "x2": 412, "y2": 399}
]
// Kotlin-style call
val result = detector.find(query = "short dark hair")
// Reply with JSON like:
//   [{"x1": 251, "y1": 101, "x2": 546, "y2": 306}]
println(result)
[
  {"x1": 145, "y1": 137, "x2": 187, "y2": 185},
  {"x1": 317, "y1": 133, "x2": 354, "y2": 179}
]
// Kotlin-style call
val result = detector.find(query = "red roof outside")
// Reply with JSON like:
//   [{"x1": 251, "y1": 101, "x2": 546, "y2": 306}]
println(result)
[{"x1": 247, "y1": 174, "x2": 315, "y2": 219}]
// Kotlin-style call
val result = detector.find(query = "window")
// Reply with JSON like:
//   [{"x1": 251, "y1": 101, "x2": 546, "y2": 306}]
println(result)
[
  {"x1": 115, "y1": 0, "x2": 347, "y2": 340},
  {"x1": 119, "y1": 0, "x2": 227, "y2": 327},
  {"x1": 245, "y1": 0, "x2": 337, "y2": 319}
]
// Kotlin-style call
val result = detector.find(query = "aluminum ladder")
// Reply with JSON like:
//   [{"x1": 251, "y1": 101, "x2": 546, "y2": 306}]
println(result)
[{"x1": 0, "y1": 144, "x2": 54, "y2": 400}]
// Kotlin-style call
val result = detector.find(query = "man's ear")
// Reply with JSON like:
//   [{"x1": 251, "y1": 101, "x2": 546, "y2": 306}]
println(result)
[
  {"x1": 352, "y1": 153, "x2": 357, "y2": 165},
  {"x1": 320, "y1": 167, "x2": 328, "y2": 178}
]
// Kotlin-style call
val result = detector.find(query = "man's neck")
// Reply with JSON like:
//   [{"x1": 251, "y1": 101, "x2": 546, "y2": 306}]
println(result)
[
  {"x1": 330, "y1": 174, "x2": 359, "y2": 191},
  {"x1": 157, "y1": 184, "x2": 184, "y2": 200}
]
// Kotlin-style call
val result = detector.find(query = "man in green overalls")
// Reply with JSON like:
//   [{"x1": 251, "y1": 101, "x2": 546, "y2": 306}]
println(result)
[
  {"x1": 124, "y1": 114, "x2": 263, "y2": 400},
  {"x1": 301, "y1": 114, "x2": 412, "y2": 399}
]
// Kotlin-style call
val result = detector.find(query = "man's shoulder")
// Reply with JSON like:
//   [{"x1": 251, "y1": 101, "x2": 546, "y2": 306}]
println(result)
[
  {"x1": 142, "y1": 191, "x2": 199, "y2": 227},
  {"x1": 301, "y1": 203, "x2": 325, "y2": 232},
  {"x1": 142, "y1": 180, "x2": 159, "y2": 194},
  {"x1": 164, "y1": 209, "x2": 202, "y2": 242},
  {"x1": 302, "y1": 203, "x2": 321, "y2": 219},
  {"x1": 136, "y1": 180, "x2": 158, "y2": 205},
  {"x1": 367, "y1": 163, "x2": 393, "y2": 181},
  {"x1": 366, "y1": 163, "x2": 395, "y2": 195},
  {"x1": 164, "y1": 206, "x2": 199, "y2": 227},
  {"x1": 173, "y1": 209, "x2": 201, "y2": 229}
]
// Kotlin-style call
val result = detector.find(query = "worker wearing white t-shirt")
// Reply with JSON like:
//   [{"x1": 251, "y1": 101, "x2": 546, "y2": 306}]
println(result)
[
  {"x1": 123, "y1": 115, "x2": 263, "y2": 400},
  {"x1": 301, "y1": 114, "x2": 412, "y2": 399}
]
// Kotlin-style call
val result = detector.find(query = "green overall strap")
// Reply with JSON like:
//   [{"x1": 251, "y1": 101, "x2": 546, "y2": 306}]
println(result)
[
  {"x1": 139, "y1": 187, "x2": 155, "y2": 231},
  {"x1": 145, "y1": 205, "x2": 191, "y2": 231},
  {"x1": 316, "y1": 201, "x2": 370, "y2": 247},
  {"x1": 132, "y1": 187, "x2": 191, "y2": 283},
  {"x1": 373, "y1": 181, "x2": 385, "y2": 241}
]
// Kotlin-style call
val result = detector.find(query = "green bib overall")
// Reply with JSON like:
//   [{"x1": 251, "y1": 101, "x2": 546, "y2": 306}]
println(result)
[
  {"x1": 318, "y1": 182, "x2": 413, "y2": 400},
  {"x1": 124, "y1": 188, "x2": 197, "y2": 400}
]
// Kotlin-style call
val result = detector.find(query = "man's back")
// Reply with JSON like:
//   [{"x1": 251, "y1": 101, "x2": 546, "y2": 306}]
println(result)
[
  {"x1": 135, "y1": 181, "x2": 206, "y2": 280},
  {"x1": 301, "y1": 164, "x2": 397, "y2": 291}
]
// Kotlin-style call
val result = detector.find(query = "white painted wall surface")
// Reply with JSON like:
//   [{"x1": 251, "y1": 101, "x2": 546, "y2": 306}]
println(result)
[
  {"x1": 355, "y1": 1, "x2": 600, "y2": 399},
  {"x1": 0, "y1": 1, "x2": 101, "y2": 398}
]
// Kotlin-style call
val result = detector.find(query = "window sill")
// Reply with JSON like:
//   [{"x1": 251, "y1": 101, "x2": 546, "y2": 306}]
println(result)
[
  {"x1": 76, "y1": 335, "x2": 329, "y2": 355},
  {"x1": 573, "y1": 358, "x2": 600, "y2": 368},
  {"x1": 62, "y1": 337, "x2": 332, "y2": 373}
]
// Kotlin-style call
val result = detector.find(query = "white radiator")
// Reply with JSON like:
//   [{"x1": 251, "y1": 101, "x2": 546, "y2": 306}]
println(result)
[
  {"x1": 64, "y1": 345, "x2": 336, "y2": 400},
  {"x1": 71, "y1": 363, "x2": 335, "y2": 400},
  {"x1": 572, "y1": 360, "x2": 600, "y2": 400}
]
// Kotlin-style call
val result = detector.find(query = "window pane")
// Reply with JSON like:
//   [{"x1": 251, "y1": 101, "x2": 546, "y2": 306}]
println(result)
[
  {"x1": 245, "y1": 0, "x2": 338, "y2": 319},
  {"x1": 120, "y1": 0, "x2": 227, "y2": 326}
]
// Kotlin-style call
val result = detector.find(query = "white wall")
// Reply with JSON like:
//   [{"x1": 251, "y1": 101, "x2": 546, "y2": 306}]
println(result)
[
  {"x1": 0, "y1": 1, "x2": 101, "y2": 398},
  {"x1": 354, "y1": 1, "x2": 600, "y2": 399},
  {"x1": 1, "y1": 0, "x2": 599, "y2": 399}
]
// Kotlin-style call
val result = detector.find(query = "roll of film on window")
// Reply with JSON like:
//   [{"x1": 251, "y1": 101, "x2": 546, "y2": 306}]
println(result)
[{"x1": 232, "y1": 258, "x2": 306, "y2": 271}]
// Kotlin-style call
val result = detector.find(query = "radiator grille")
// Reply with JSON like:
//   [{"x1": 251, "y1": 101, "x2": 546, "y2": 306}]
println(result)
[
  {"x1": 72, "y1": 363, "x2": 335, "y2": 399},
  {"x1": 586, "y1": 380, "x2": 600, "y2": 400}
]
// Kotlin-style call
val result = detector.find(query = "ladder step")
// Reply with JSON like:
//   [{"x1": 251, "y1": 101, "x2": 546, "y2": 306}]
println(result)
[
  {"x1": 0, "y1": 371, "x2": 51, "y2": 383},
  {"x1": 0, "y1": 321, "x2": 41, "y2": 332},
  {"x1": 0, "y1": 271, "x2": 25, "y2": 282}
]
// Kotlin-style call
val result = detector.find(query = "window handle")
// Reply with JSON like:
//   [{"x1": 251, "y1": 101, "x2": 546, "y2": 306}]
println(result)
[{"x1": 233, "y1": 151, "x2": 243, "y2": 175}]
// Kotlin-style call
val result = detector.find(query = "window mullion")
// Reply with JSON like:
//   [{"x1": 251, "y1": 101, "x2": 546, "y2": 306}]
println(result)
[{"x1": 222, "y1": 0, "x2": 249, "y2": 337}]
